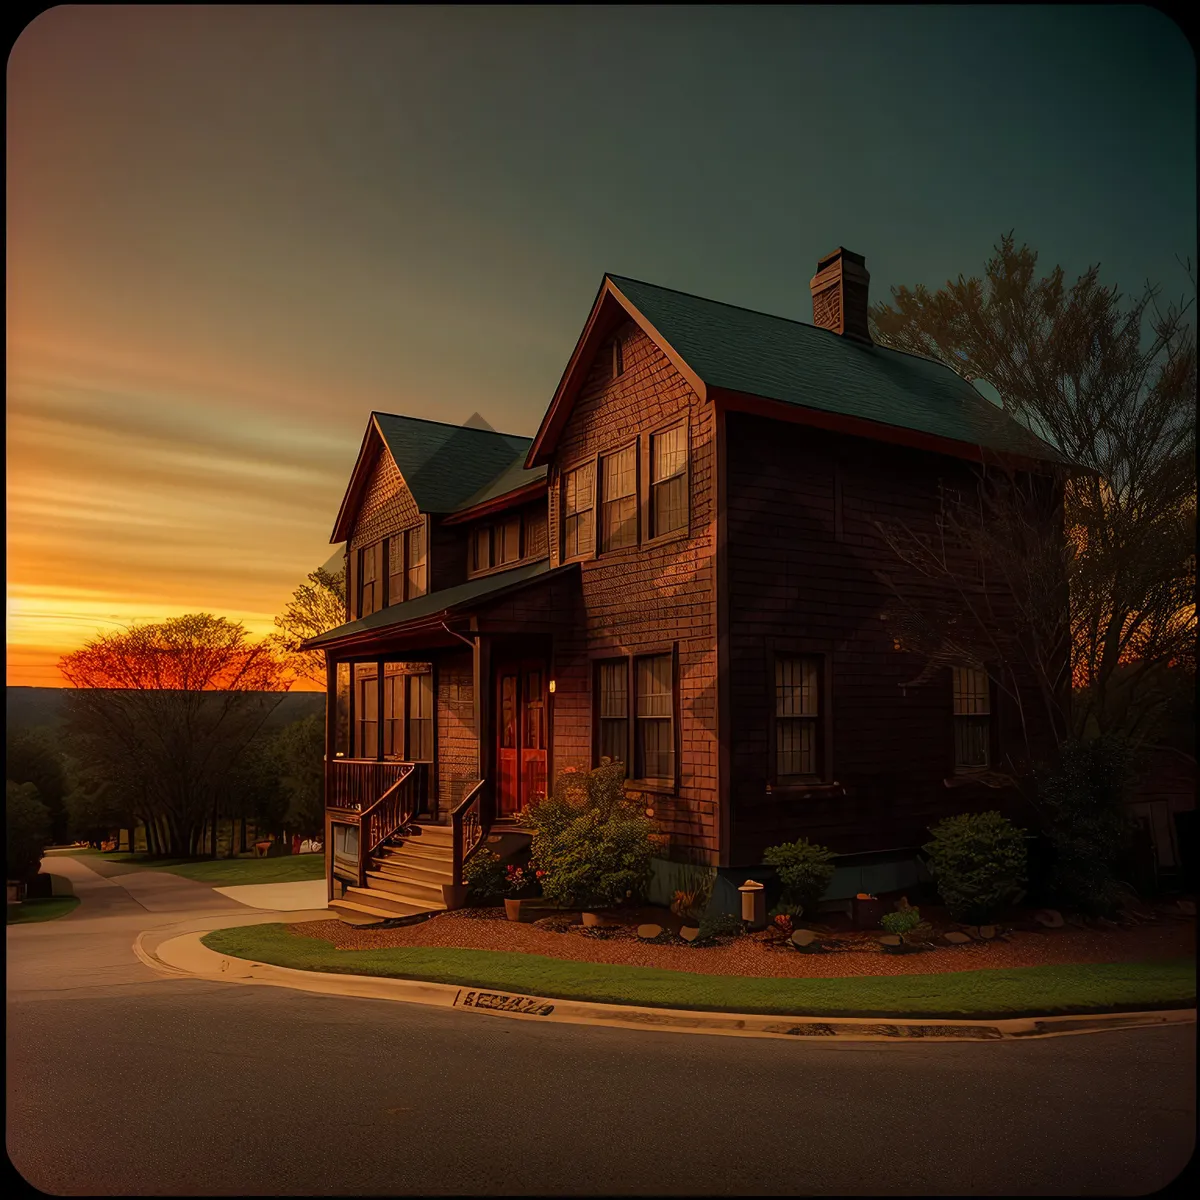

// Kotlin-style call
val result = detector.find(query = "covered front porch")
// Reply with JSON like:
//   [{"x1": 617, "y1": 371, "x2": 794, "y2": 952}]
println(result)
[{"x1": 305, "y1": 561, "x2": 579, "y2": 909}]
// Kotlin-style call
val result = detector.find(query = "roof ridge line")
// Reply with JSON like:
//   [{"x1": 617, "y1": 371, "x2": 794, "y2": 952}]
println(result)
[
  {"x1": 605, "y1": 273, "x2": 993, "y2": 381},
  {"x1": 371, "y1": 410, "x2": 534, "y2": 443}
]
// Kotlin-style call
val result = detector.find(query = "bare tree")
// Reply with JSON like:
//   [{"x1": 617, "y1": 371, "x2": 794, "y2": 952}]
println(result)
[
  {"x1": 272, "y1": 566, "x2": 346, "y2": 687},
  {"x1": 870, "y1": 234, "x2": 1196, "y2": 751},
  {"x1": 58, "y1": 614, "x2": 290, "y2": 857}
]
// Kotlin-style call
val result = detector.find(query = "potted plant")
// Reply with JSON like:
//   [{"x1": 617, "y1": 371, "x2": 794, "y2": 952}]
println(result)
[{"x1": 503, "y1": 863, "x2": 539, "y2": 921}]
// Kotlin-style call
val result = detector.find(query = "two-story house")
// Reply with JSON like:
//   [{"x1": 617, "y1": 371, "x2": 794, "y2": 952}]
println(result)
[{"x1": 307, "y1": 247, "x2": 1067, "y2": 923}]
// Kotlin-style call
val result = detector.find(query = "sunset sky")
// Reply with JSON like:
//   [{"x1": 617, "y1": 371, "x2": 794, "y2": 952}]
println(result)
[{"x1": 6, "y1": 5, "x2": 1194, "y2": 688}]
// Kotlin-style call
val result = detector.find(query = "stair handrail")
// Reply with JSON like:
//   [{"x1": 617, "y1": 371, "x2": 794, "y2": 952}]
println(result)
[
  {"x1": 356, "y1": 763, "x2": 417, "y2": 888},
  {"x1": 450, "y1": 778, "x2": 488, "y2": 886}
]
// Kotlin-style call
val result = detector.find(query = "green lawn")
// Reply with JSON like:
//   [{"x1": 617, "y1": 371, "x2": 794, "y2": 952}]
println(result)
[
  {"x1": 55, "y1": 850, "x2": 326, "y2": 887},
  {"x1": 7, "y1": 896, "x2": 80, "y2": 925},
  {"x1": 201, "y1": 923, "x2": 1196, "y2": 1019}
]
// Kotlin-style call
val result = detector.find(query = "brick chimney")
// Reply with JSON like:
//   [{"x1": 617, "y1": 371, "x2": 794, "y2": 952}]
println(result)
[{"x1": 809, "y1": 248, "x2": 872, "y2": 344}]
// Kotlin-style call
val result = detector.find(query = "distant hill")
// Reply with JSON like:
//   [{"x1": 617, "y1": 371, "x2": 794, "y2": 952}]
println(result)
[{"x1": 6, "y1": 687, "x2": 324, "y2": 735}]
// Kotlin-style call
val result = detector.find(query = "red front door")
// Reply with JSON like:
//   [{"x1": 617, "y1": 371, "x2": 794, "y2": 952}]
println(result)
[{"x1": 496, "y1": 659, "x2": 548, "y2": 817}]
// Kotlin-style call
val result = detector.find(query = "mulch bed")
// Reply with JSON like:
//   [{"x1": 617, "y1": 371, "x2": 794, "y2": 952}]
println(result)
[{"x1": 285, "y1": 901, "x2": 1196, "y2": 979}]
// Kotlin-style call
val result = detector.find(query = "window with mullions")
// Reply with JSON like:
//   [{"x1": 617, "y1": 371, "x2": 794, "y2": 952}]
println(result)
[
  {"x1": 649, "y1": 425, "x2": 687, "y2": 537},
  {"x1": 563, "y1": 462, "x2": 595, "y2": 559},
  {"x1": 359, "y1": 542, "x2": 382, "y2": 617},
  {"x1": 600, "y1": 445, "x2": 637, "y2": 551},
  {"x1": 634, "y1": 654, "x2": 674, "y2": 783},
  {"x1": 596, "y1": 659, "x2": 628, "y2": 768},
  {"x1": 775, "y1": 656, "x2": 821, "y2": 779},
  {"x1": 952, "y1": 666, "x2": 991, "y2": 770},
  {"x1": 354, "y1": 663, "x2": 379, "y2": 758},
  {"x1": 406, "y1": 672, "x2": 434, "y2": 762}
]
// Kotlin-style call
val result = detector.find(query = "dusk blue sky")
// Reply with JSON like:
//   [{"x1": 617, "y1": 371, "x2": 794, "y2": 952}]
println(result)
[{"x1": 7, "y1": 4, "x2": 1194, "y2": 684}]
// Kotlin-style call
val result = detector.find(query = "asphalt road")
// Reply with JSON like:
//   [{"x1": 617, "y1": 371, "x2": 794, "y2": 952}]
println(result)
[{"x1": 6, "y1": 857, "x2": 1196, "y2": 1196}]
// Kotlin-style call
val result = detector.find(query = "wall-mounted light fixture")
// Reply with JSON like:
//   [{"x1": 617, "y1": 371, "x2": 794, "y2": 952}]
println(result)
[{"x1": 548, "y1": 679, "x2": 556, "y2": 694}]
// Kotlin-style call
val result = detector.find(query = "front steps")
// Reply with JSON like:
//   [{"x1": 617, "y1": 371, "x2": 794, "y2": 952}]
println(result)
[{"x1": 329, "y1": 820, "x2": 454, "y2": 926}]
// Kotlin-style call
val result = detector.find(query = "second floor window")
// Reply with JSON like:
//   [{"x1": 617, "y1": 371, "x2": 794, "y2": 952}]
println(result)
[
  {"x1": 600, "y1": 445, "x2": 637, "y2": 551},
  {"x1": 563, "y1": 462, "x2": 595, "y2": 560},
  {"x1": 498, "y1": 516, "x2": 521, "y2": 565},
  {"x1": 953, "y1": 666, "x2": 991, "y2": 771},
  {"x1": 471, "y1": 526, "x2": 492, "y2": 573},
  {"x1": 359, "y1": 542, "x2": 382, "y2": 618},
  {"x1": 650, "y1": 424, "x2": 688, "y2": 537},
  {"x1": 406, "y1": 523, "x2": 426, "y2": 598},
  {"x1": 775, "y1": 655, "x2": 822, "y2": 779}
]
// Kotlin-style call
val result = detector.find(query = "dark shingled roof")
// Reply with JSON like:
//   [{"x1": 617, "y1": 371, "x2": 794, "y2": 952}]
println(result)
[
  {"x1": 372, "y1": 413, "x2": 536, "y2": 513},
  {"x1": 302, "y1": 560, "x2": 566, "y2": 649},
  {"x1": 607, "y1": 275, "x2": 1066, "y2": 463},
  {"x1": 453, "y1": 456, "x2": 547, "y2": 512}
]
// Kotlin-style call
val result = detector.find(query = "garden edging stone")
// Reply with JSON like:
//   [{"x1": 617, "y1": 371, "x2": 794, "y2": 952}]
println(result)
[{"x1": 146, "y1": 929, "x2": 1197, "y2": 1043}]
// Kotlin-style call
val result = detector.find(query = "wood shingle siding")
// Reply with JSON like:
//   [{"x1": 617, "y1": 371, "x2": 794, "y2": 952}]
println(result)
[{"x1": 547, "y1": 324, "x2": 720, "y2": 862}]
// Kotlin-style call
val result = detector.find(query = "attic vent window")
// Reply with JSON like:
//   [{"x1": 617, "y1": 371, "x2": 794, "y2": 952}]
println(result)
[{"x1": 612, "y1": 338, "x2": 624, "y2": 379}]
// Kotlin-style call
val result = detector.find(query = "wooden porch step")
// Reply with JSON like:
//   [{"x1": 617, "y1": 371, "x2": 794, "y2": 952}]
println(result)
[
  {"x1": 341, "y1": 886, "x2": 443, "y2": 919},
  {"x1": 407, "y1": 822, "x2": 454, "y2": 846},
  {"x1": 364, "y1": 870, "x2": 446, "y2": 905},
  {"x1": 327, "y1": 901, "x2": 388, "y2": 926},
  {"x1": 377, "y1": 842, "x2": 454, "y2": 869},
  {"x1": 370, "y1": 857, "x2": 454, "y2": 888}
]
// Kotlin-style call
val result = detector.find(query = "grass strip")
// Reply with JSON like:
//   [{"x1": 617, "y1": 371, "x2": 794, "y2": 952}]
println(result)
[
  {"x1": 7, "y1": 896, "x2": 81, "y2": 925},
  {"x1": 201, "y1": 923, "x2": 1196, "y2": 1019}
]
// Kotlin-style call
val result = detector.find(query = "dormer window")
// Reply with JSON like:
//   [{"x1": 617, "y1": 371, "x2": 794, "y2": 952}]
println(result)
[
  {"x1": 612, "y1": 338, "x2": 624, "y2": 379},
  {"x1": 467, "y1": 505, "x2": 548, "y2": 577}
]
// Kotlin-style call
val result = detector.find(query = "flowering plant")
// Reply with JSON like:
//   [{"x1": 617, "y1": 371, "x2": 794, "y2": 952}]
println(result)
[{"x1": 504, "y1": 863, "x2": 538, "y2": 896}]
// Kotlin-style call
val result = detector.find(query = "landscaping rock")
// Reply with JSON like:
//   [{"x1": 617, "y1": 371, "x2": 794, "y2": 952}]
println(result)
[
  {"x1": 943, "y1": 931, "x2": 972, "y2": 945},
  {"x1": 679, "y1": 926, "x2": 700, "y2": 943},
  {"x1": 637, "y1": 923, "x2": 663, "y2": 940},
  {"x1": 790, "y1": 929, "x2": 819, "y2": 950},
  {"x1": 978, "y1": 925, "x2": 996, "y2": 940},
  {"x1": 1034, "y1": 909, "x2": 1064, "y2": 928},
  {"x1": 879, "y1": 934, "x2": 904, "y2": 953},
  {"x1": 964, "y1": 925, "x2": 981, "y2": 939}
]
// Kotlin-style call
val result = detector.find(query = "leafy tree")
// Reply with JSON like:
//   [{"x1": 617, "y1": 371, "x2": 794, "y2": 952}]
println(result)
[
  {"x1": 58, "y1": 614, "x2": 289, "y2": 857},
  {"x1": 269, "y1": 713, "x2": 325, "y2": 838},
  {"x1": 6, "y1": 726, "x2": 69, "y2": 846},
  {"x1": 870, "y1": 234, "x2": 1196, "y2": 751},
  {"x1": 272, "y1": 565, "x2": 346, "y2": 687},
  {"x1": 1035, "y1": 737, "x2": 1137, "y2": 916},
  {"x1": 6, "y1": 781, "x2": 51, "y2": 882}
]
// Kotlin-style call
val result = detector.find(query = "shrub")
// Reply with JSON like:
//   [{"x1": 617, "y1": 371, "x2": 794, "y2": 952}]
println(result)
[
  {"x1": 768, "y1": 901, "x2": 804, "y2": 922},
  {"x1": 697, "y1": 912, "x2": 744, "y2": 941},
  {"x1": 529, "y1": 762, "x2": 658, "y2": 910},
  {"x1": 880, "y1": 908, "x2": 922, "y2": 936},
  {"x1": 504, "y1": 862, "x2": 538, "y2": 897},
  {"x1": 923, "y1": 811, "x2": 1028, "y2": 923},
  {"x1": 463, "y1": 850, "x2": 506, "y2": 904},
  {"x1": 762, "y1": 838, "x2": 835, "y2": 915},
  {"x1": 1035, "y1": 737, "x2": 1137, "y2": 916},
  {"x1": 6, "y1": 781, "x2": 51, "y2": 883}
]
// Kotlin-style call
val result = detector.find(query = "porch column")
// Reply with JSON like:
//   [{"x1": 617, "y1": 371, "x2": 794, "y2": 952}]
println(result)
[{"x1": 324, "y1": 654, "x2": 336, "y2": 766}]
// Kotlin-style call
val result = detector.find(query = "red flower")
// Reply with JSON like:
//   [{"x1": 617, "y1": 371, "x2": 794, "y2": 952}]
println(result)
[{"x1": 535, "y1": 870, "x2": 544, "y2": 878}]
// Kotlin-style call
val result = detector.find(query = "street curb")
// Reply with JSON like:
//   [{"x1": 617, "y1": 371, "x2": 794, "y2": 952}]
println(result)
[{"x1": 148, "y1": 931, "x2": 1198, "y2": 1042}]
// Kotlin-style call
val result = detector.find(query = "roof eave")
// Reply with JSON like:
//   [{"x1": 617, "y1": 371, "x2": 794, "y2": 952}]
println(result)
[
  {"x1": 525, "y1": 277, "x2": 708, "y2": 468},
  {"x1": 711, "y1": 387, "x2": 1069, "y2": 473},
  {"x1": 329, "y1": 414, "x2": 391, "y2": 544},
  {"x1": 442, "y1": 478, "x2": 549, "y2": 525}
]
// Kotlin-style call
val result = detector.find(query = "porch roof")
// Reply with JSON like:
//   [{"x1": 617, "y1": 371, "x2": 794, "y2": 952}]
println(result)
[{"x1": 301, "y1": 560, "x2": 575, "y2": 652}]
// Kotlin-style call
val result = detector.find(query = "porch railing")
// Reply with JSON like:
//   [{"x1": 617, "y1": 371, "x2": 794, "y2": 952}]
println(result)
[
  {"x1": 450, "y1": 778, "x2": 489, "y2": 886},
  {"x1": 325, "y1": 761, "x2": 422, "y2": 900},
  {"x1": 325, "y1": 758, "x2": 414, "y2": 812}
]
